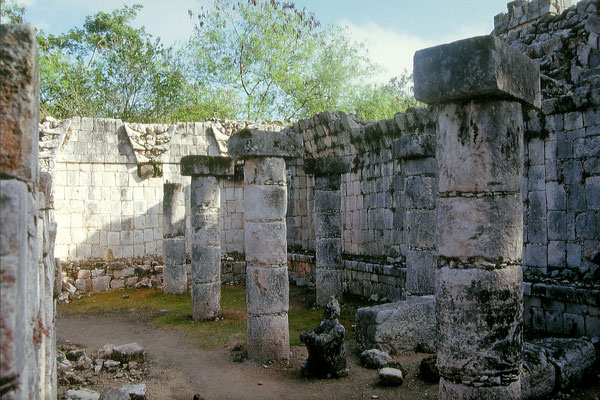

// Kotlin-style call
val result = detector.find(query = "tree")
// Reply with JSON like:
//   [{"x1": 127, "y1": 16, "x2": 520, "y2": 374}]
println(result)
[
  {"x1": 187, "y1": 0, "x2": 379, "y2": 120},
  {"x1": 36, "y1": 5, "x2": 234, "y2": 122},
  {"x1": 0, "y1": 0, "x2": 25, "y2": 24},
  {"x1": 351, "y1": 73, "x2": 419, "y2": 121}
]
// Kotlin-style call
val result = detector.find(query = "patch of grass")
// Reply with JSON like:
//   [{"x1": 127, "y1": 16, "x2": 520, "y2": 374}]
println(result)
[{"x1": 59, "y1": 286, "x2": 360, "y2": 350}]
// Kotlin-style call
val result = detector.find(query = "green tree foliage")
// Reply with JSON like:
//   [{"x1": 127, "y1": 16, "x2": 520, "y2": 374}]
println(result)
[
  {"x1": 188, "y1": 0, "x2": 380, "y2": 120},
  {"x1": 0, "y1": 0, "x2": 25, "y2": 24},
  {"x1": 351, "y1": 73, "x2": 419, "y2": 121},
  {"x1": 37, "y1": 5, "x2": 235, "y2": 122}
]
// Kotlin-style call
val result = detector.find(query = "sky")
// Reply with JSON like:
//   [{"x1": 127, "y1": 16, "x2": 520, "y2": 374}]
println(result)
[{"x1": 12, "y1": 0, "x2": 515, "y2": 82}]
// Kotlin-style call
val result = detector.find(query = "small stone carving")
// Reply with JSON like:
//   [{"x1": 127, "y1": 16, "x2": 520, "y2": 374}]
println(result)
[{"x1": 299, "y1": 296, "x2": 348, "y2": 378}]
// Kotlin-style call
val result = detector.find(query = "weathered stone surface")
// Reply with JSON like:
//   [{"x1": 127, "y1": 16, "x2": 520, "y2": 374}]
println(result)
[
  {"x1": 112, "y1": 343, "x2": 145, "y2": 363},
  {"x1": 0, "y1": 24, "x2": 40, "y2": 184},
  {"x1": 163, "y1": 264, "x2": 186, "y2": 294},
  {"x1": 315, "y1": 239, "x2": 342, "y2": 268},
  {"x1": 180, "y1": 155, "x2": 234, "y2": 177},
  {"x1": 191, "y1": 281, "x2": 221, "y2": 320},
  {"x1": 405, "y1": 250, "x2": 436, "y2": 295},
  {"x1": 437, "y1": 194, "x2": 523, "y2": 262},
  {"x1": 393, "y1": 133, "x2": 436, "y2": 160},
  {"x1": 316, "y1": 269, "x2": 343, "y2": 307},
  {"x1": 163, "y1": 238, "x2": 186, "y2": 266},
  {"x1": 228, "y1": 128, "x2": 303, "y2": 159},
  {"x1": 437, "y1": 101, "x2": 524, "y2": 193},
  {"x1": 190, "y1": 245, "x2": 220, "y2": 282},
  {"x1": 120, "y1": 384, "x2": 147, "y2": 400},
  {"x1": 360, "y1": 349, "x2": 392, "y2": 369},
  {"x1": 163, "y1": 183, "x2": 185, "y2": 238},
  {"x1": 65, "y1": 388, "x2": 101, "y2": 400},
  {"x1": 189, "y1": 177, "x2": 220, "y2": 212},
  {"x1": 436, "y1": 265, "x2": 523, "y2": 381},
  {"x1": 378, "y1": 367, "x2": 404, "y2": 386},
  {"x1": 247, "y1": 314, "x2": 290, "y2": 362},
  {"x1": 244, "y1": 185, "x2": 287, "y2": 220},
  {"x1": 244, "y1": 157, "x2": 286, "y2": 185},
  {"x1": 414, "y1": 35, "x2": 541, "y2": 107},
  {"x1": 300, "y1": 297, "x2": 347, "y2": 378},
  {"x1": 99, "y1": 387, "x2": 129, "y2": 400},
  {"x1": 533, "y1": 337, "x2": 596, "y2": 389},
  {"x1": 355, "y1": 296, "x2": 435, "y2": 354},
  {"x1": 304, "y1": 157, "x2": 351, "y2": 175},
  {"x1": 439, "y1": 378, "x2": 521, "y2": 400},
  {"x1": 246, "y1": 265, "x2": 289, "y2": 314},
  {"x1": 244, "y1": 221, "x2": 287, "y2": 265},
  {"x1": 522, "y1": 341, "x2": 556, "y2": 399}
]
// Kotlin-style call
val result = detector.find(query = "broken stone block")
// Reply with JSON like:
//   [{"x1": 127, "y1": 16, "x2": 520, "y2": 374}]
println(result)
[
  {"x1": 355, "y1": 296, "x2": 435, "y2": 354},
  {"x1": 120, "y1": 384, "x2": 147, "y2": 400},
  {"x1": 378, "y1": 367, "x2": 404, "y2": 386},
  {"x1": 99, "y1": 387, "x2": 129, "y2": 400},
  {"x1": 103, "y1": 360, "x2": 120, "y2": 372},
  {"x1": 65, "y1": 388, "x2": 100, "y2": 400},
  {"x1": 300, "y1": 297, "x2": 347, "y2": 378},
  {"x1": 360, "y1": 349, "x2": 392, "y2": 369},
  {"x1": 112, "y1": 343, "x2": 145, "y2": 363},
  {"x1": 522, "y1": 341, "x2": 556, "y2": 399}
]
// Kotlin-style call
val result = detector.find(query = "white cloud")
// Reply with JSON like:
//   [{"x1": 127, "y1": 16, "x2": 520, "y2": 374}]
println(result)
[{"x1": 343, "y1": 20, "x2": 490, "y2": 83}]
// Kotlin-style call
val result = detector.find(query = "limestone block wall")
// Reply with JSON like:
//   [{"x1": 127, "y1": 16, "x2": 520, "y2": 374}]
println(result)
[
  {"x1": 495, "y1": 0, "x2": 600, "y2": 281},
  {"x1": 47, "y1": 117, "x2": 283, "y2": 261}
]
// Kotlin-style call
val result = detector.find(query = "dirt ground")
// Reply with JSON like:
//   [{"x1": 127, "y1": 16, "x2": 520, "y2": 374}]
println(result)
[
  {"x1": 57, "y1": 308, "x2": 439, "y2": 400},
  {"x1": 56, "y1": 285, "x2": 600, "y2": 400}
]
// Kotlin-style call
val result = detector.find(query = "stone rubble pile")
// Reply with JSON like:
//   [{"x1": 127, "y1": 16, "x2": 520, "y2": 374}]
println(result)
[{"x1": 58, "y1": 343, "x2": 148, "y2": 400}]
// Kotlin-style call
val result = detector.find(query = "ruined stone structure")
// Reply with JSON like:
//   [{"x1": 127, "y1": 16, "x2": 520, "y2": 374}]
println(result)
[
  {"x1": 1, "y1": 24, "x2": 57, "y2": 399},
  {"x1": 305, "y1": 157, "x2": 351, "y2": 305},
  {"x1": 414, "y1": 35, "x2": 541, "y2": 399},
  {"x1": 162, "y1": 183, "x2": 187, "y2": 293},
  {"x1": 2, "y1": 1, "x2": 599, "y2": 397},
  {"x1": 228, "y1": 129, "x2": 303, "y2": 362},
  {"x1": 181, "y1": 156, "x2": 234, "y2": 320}
]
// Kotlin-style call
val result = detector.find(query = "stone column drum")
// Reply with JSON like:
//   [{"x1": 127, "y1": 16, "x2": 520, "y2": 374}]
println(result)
[
  {"x1": 163, "y1": 183, "x2": 187, "y2": 294},
  {"x1": 181, "y1": 155, "x2": 234, "y2": 320},
  {"x1": 228, "y1": 129, "x2": 303, "y2": 363},
  {"x1": 305, "y1": 157, "x2": 351, "y2": 306},
  {"x1": 414, "y1": 36, "x2": 541, "y2": 399}
]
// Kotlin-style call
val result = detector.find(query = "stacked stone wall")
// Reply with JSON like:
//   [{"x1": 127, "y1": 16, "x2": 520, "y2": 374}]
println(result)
[{"x1": 46, "y1": 117, "x2": 283, "y2": 261}]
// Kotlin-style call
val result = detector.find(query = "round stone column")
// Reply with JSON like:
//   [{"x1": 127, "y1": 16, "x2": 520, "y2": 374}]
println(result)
[
  {"x1": 163, "y1": 183, "x2": 187, "y2": 294},
  {"x1": 181, "y1": 155, "x2": 234, "y2": 320},
  {"x1": 228, "y1": 128, "x2": 303, "y2": 363},
  {"x1": 305, "y1": 157, "x2": 351, "y2": 306},
  {"x1": 414, "y1": 35, "x2": 541, "y2": 399}
]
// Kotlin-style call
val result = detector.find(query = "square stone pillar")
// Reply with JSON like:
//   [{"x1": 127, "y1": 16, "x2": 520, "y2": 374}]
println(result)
[
  {"x1": 414, "y1": 35, "x2": 540, "y2": 399},
  {"x1": 162, "y1": 183, "x2": 187, "y2": 294},
  {"x1": 181, "y1": 156, "x2": 234, "y2": 320},
  {"x1": 228, "y1": 128, "x2": 303, "y2": 363},
  {"x1": 305, "y1": 157, "x2": 351, "y2": 306}
]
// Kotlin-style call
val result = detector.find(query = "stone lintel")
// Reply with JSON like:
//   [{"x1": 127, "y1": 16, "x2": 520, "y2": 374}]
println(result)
[
  {"x1": 227, "y1": 128, "x2": 303, "y2": 160},
  {"x1": 0, "y1": 24, "x2": 40, "y2": 184},
  {"x1": 414, "y1": 35, "x2": 541, "y2": 108},
  {"x1": 304, "y1": 156, "x2": 351, "y2": 176},
  {"x1": 392, "y1": 133, "x2": 435, "y2": 160},
  {"x1": 180, "y1": 155, "x2": 234, "y2": 177}
]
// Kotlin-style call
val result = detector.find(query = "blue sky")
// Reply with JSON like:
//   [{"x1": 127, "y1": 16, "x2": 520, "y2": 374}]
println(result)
[{"x1": 12, "y1": 0, "x2": 515, "y2": 81}]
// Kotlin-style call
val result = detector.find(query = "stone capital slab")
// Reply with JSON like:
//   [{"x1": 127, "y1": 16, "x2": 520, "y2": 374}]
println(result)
[
  {"x1": 414, "y1": 35, "x2": 541, "y2": 108},
  {"x1": 180, "y1": 155, "x2": 234, "y2": 177},
  {"x1": 228, "y1": 128, "x2": 303, "y2": 159}
]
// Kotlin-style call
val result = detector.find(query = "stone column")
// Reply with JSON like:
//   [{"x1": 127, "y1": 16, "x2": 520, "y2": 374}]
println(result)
[
  {"x1": 181, "y1": 156, "x2": 234, "y2": 320},
  {"x1": 228, "y1": 128, "x2": 303, "y2": 363},
  {"x1": 0, "y1": 24, "x2": 50, "y2": 399},
  {"x1": 163, "y1": 183, "x2": 187, "y2": 294},
  {"x1": 305, "y1": 157, "x2": 351, "y2": 306},
  {"x1": 414, "y1": 36, "x2": 541, "y2": 399}
]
